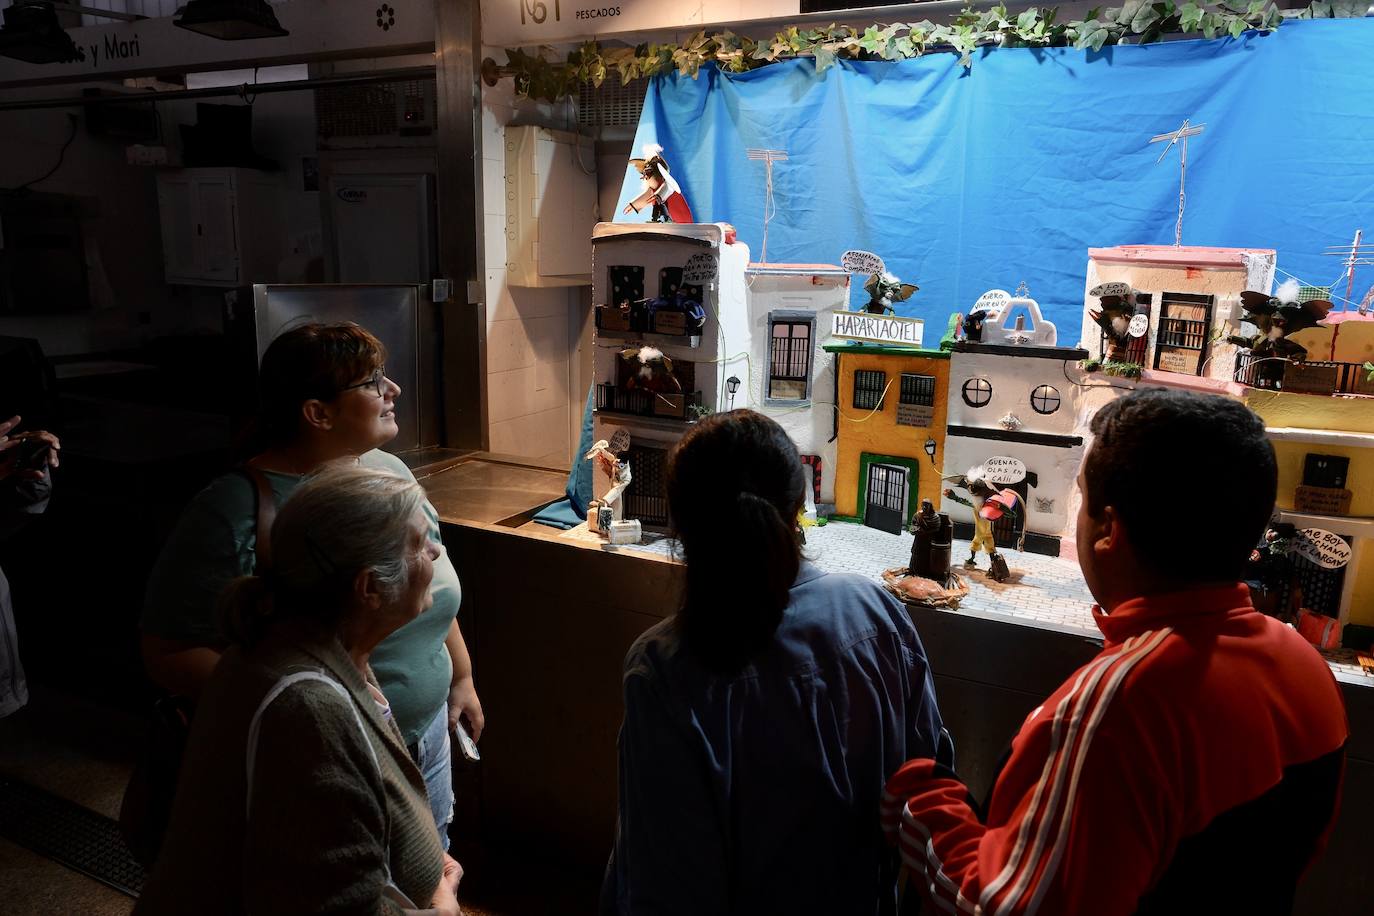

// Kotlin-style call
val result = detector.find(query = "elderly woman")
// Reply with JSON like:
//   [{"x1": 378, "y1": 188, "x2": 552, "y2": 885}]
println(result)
[
  {"x1": 140, "y1": 322, "x2": 480, "y2": 848},
  {"x1": 134, "y1": 466, "x2": 462, "y2": 915},
  {"x1": 602, "y1": 410, "x2": 952, "y2": 915}
]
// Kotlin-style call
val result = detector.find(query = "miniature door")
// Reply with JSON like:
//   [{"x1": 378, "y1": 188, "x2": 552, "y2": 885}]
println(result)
[
  {"x1": 865, "y1": 463, "x2": 910, "y2": 535},
  {"x1": 990, "y1": 479, "x2": 1031, "y2": 548},
  {"x1": 1153, "y1": 293, "x2": 1213, "y2": 375}
]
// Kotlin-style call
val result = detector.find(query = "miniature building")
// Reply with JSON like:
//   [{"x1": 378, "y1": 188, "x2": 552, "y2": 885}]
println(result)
[
  {"x1": 1257, "y1": 310, "x2": 1374, "y2": 397},
  {"x1": 1238, "y1": 349, "x2": 1374, "y2": 630},
  {"x1": 1080, "y1": 245, "x2": 1276, "y2": 382},
  {"x1": 824, "y1": 331, "x2": 952, "y2": 535},
  {"x1": 590, "y1": 222, "x2": 750, "y2": 526},
  {"x1": 946, "y1": 293, "x2": 1086, "y2": 556},
  {"x1": 742, "y1": 263, "x2": 850, "y2": 513}
]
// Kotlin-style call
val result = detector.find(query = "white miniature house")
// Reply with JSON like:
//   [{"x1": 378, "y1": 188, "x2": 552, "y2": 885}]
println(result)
[
  {"x1": 944, "y1": 290, "x2": 1087, "y2": 556},
  {"x1": 742, "y1": 263, "x2": 851, "y2": 513},
  {"x1": 590, "y1": 222, "x2": 750, "y2": 527}
]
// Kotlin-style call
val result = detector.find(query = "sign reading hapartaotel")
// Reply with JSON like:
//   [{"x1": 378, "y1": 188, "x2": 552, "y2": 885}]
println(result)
[{"x1": 830, "y1": 311, "x2": 924, "y2": 347}]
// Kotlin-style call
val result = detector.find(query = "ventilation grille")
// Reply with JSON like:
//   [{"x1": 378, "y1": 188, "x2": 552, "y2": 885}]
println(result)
[
  {"x1": 577, "y1": 78, "x2": 647, "y2": 128},
  {"x1": 315, "y1": 78, "x2": 437, "y2": 140}
]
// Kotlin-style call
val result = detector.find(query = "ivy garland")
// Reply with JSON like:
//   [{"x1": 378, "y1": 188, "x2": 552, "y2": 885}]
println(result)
[{"x1": 494, "y1": 1, "x2": 1368, "y2": 102}]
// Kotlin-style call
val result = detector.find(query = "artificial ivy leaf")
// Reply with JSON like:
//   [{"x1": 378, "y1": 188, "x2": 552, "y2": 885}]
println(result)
[
  {"x1": 1307, "y1": 1, "x2": 1333, "y2": 17},
  {"x1": 1017, "y1": 7, "x2": 1041, "y2": 31},
  {"x1": 893, "y1": 34, "x2": 916, "y2": 57},
  {"x1": 813, "y1": 44, "x2": 837, "y2": 73},
  {"x1": 1074, "y1": 17, "x2": 1111, "y2": 50},
  {"x1": 1179, "y1": 2, "x2": 1204, "y2": 30},
  {"x1": 858, "y1": 25, "x2": 888, "y2": 54},
  {"x1": 1130, "y1": 1, "x2": 1162, "y2": 32},
  {"x1": 1333, "y1": 0, "x2": 1366, "y2": 16},
  {"x1": 1117, "y1": 0, "x2": 1145, "y2": 26},
  {"x1": 1228, "y1": 16, "x2": 1247, "y2": 37},
  {"x1": 1261, "y1": 4, "x2": 1284, "y2": 28}
]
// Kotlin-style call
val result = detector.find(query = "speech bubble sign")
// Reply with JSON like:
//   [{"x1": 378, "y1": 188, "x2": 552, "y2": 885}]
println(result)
[
  {"x1": 1089, "y1": 281, "x2": 1132, "y2": 298},
  {"x1": 983, "y1": 455, "x2": 1026, "y2": 486},
  {"x1": 1128, "y1": 313, "x2": 1149, "y2": 338},
  {"x1": 682, "y1": 252, "x2": 717, "y2": 284},
  {"x1": 841, "y1": 250, "x2": 885, "y2": 275},
  {"x1": 1295, "y1": 528, "x2": 1352, "y2": 570},
  {"x1": 973, "y1": 289, "x2": 1011, "y2": 313}
]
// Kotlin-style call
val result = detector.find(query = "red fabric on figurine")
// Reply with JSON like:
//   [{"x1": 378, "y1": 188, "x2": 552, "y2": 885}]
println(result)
[
  {"x1": 1296, "y1": 609, "x2": 1342, "y2": 649},
  {"x1": 978, "y1": 488, "x2": 1020, "y2": 521}
]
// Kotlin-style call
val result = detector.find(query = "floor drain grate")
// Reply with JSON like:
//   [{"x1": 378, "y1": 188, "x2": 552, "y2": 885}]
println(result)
[{"x1": 0, "y1": 778, "x2": 144, "y2": 897}]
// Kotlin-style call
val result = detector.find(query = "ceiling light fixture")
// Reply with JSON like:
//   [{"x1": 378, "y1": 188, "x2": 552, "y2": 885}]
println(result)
[
  {"x1": 174, "y1": 0, "x2": 289, "y2": 41},
  {"x1": 0, "y1": 1, "x2": 83, "y2": 64}
]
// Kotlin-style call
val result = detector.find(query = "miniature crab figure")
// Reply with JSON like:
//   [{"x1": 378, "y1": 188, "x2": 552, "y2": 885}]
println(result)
[
  {"x1": 1227, "y1": 279, "x2": 1331, "y2": 389},
  {"x1": 623, "y1": 143, "x2": 694, "y2": 223},
  {"x1": 862, "y1": 271, "x2": 918, "y2": 315},
  {"x1": 1088, "y1": 282, "x2": 1139, "y2": 363},
  {"x1": 943, "y1": 466, "x2": 1020, "y2": 583},
  {"x1": 585, "y1": 428, "x2": 633, "y2": 536}
]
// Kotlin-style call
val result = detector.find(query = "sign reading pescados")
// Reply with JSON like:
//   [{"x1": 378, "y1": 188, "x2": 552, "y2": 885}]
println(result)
[{"x1": 830, "y1": 311, "x2": 924, "y2": 347}]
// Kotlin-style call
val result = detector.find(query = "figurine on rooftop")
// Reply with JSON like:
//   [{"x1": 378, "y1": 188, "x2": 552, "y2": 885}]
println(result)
[
  {"x1": 944, "y1": 466, "x2": 1020, "y2": 583},
  {"x1": 862, "y1": 271, "x2": 918, "y2": 315},
  {"x1": 623, "y1": 143, "x2": 694, "y2": 223},
  {"x1": 962, "y1": 309, "x2": 990, "y2": 342},
  {"x1": 1227, "y1": 279, "x2": 1331, "y2": 389}
]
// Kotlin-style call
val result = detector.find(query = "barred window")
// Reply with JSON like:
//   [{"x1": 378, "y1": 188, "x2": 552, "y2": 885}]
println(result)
[
  {"x1": 854, "y1": 370, "x2": 887, "y2": 410},
  {"x1": 899, "y1": 373, "x2": 936, "y2": 407},
  {"x1": 768, "y1": 320, "x2": 812, "y2": 400}
]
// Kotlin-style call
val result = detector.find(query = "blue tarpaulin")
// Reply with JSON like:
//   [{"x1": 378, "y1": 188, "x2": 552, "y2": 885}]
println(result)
[{"x1": 616, "y1": 19, "x2": 1374, "y2": 333}]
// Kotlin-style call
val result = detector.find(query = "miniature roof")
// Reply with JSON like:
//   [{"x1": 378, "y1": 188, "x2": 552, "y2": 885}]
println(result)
[
  {"x1": 746, "y1": 263, "x2": 848, "y2": 276},
  {"x1": 1088, "y1": 245, "x2": 1275, "y2": 269},
  {"x1": 593, "y1": 222, "x2": 726, "y2": 247},
  {"x1": 821, "y1": 340, "x2": 950, "y2": 358}
]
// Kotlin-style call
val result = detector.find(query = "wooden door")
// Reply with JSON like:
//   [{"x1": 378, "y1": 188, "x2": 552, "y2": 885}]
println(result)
[{"x1": 864, "y1": 463, "x2": 908, "y2": 535}]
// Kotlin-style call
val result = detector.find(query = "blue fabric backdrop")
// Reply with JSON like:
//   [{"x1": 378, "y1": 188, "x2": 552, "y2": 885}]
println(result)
[{"x1": 615, "y1": 18, "x2": 1374, "y2": 333}]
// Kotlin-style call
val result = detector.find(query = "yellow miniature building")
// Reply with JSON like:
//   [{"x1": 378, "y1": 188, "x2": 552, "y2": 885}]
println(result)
[{"x1": 823, "y1": 317, "x2": 955, "y2": 531}]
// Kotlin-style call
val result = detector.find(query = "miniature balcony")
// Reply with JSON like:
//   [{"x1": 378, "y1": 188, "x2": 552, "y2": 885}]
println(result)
[
  {"x1": 595, "y1": 304, "x2": 703, "y2": 341},
  {"x1": 595, "y1": 383, "x2": 703, "y2": 420},
  {"x1": 1234, "y1": 350, "x2": 1374, "y2": 396}
]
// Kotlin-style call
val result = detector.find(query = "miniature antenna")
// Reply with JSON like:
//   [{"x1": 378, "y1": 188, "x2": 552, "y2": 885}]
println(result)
[
  {"x1": 746, "y1": 148, "x2": 788, "y2": 264},
  {"x1": 1322, "y1": 229, "x2": 1374, "y2": 311},
  {"x1": 1149, "y1": 119, "x2": 1206, "y2": 247}
]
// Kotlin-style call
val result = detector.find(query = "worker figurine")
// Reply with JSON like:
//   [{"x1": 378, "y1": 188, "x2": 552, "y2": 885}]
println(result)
[
  {"x1": 944, "y1": 467, "x2": 1020, "y2": 583},
  {"x1": 908, "y1": 498, "x2": 953, "y2": 586},
  {"x1": 623, "y1": 143, "x2": 694, "y2": 223}
]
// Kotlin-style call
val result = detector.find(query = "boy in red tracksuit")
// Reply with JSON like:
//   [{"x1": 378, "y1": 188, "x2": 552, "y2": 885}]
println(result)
[{"x1": 883, "y1": 388, "x2": 1348, "y2": 915}]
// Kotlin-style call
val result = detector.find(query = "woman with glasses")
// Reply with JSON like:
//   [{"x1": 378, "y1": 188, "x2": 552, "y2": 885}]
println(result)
[
  {"x1": 135, "y1": 465, "x2": 464, "y2": 916},
  {"x1": 139, "y1": 322, "x2": 481, "y2": 852}
]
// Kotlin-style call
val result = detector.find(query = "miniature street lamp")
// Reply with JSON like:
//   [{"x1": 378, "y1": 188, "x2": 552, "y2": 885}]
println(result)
[
  {"x1": 924, "y1": 436, "x2": 938, "y2": 466},
  {"x1": 726, "y1": 375, "x2": 740, "y2": 409}
]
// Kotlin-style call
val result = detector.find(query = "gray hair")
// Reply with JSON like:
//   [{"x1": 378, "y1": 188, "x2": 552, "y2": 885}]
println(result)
[{"x1": 221, "y1": 463, "x2": 427, "y2": 646}]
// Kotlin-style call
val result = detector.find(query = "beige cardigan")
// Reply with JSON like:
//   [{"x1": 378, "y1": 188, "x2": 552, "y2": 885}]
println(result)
[{"x1": 133, "y1": 621, "x2": 444, "y2": 916}]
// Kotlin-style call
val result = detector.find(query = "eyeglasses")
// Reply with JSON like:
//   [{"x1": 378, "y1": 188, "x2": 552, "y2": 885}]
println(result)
[{"x1": 340, "y1": 367, "x2": 386, "y2": 398}]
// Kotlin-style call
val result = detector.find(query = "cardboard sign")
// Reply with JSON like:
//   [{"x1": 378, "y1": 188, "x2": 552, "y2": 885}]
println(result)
[
  {"x1": 682, "y1": 252, "x2": 717, "y2": 284},
  {"x1": 1296, "y1": 528, "x2": 1352, "y2": 570},
  {"x1": 1090, "y1": 281, "x2": 1132, "y2": 298},
  {"x1": 984, "y1": 456, "x2": 1026, "y2": 485},
  {"x1": 973, "y1": 289, "x2": 1011, "y2": 313},
  {"x1": 1156, "y1": 349, "x2": 1195, "y2": 375},
  {"x1": 841, "y1": 250, "x2": 885, "y2": 275},
  {"x1": 1128, "y1": 314, "x2": 1149, "y2": 338},
  {"x1": 830, "y1": 311, "x2": 924, "y2": 346}
]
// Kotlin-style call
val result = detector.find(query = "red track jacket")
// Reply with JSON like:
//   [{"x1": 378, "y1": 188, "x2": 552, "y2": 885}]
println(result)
[{"x1": 883, "y1": 584, "x2": 1348, "y2": 915}]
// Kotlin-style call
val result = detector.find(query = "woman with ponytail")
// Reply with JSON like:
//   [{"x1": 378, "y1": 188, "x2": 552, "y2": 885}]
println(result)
[
  {"x1": 602, "y1": 410, "x2": 951, "y2": 915},
  {"x1": 135, "y1": 465, "x2": 463, "y2": 916}
]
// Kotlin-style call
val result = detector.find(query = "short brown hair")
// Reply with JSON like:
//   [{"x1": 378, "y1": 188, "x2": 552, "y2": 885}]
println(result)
[{"x1": 257, "y1": 322, "x2": 386, "y2": 446}]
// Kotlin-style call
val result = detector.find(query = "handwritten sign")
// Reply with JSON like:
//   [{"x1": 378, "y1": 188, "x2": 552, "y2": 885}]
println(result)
[
  {"x1": 682, "y1": 253, "x2": 717, "y2": 284},
  {"x1": 983, "y1": 456, "x2": 1026, "y2": 486},
  {"x1": 841, "y1": 250, "x2": 885, "y2": 275},
  {"x1": 1156, "y1": 349, "x2": 1194, "y2": 375},
  {"x1": 1295, "y1": 529, "x2": 1352, "y2": 570},
  {"x1": 1128, "y1": 314, "x2": 1149, "y2": 338},
  {"x1": 830, "y1": 311, "x2": 924, "y2": 347},
  {"x1": 1089, "y1": 281, "x2": 1132, "y2": 298},
  {"x1": 973, "y1": 289, "x2": 1011, "y2": 313}
]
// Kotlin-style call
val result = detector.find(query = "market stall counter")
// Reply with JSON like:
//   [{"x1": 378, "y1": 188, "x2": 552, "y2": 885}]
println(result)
[{"x1": 415, "y1": 453, "x2": 1371, "y2": 914}]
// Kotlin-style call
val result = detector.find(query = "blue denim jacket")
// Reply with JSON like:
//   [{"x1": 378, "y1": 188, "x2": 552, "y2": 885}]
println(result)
[{"x1": 603, "y1": 562, "x2": 951, "y2": 915}]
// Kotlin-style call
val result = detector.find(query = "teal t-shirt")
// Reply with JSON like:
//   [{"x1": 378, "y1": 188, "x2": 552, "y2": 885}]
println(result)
[{"x1": 140, "y1": 450, "x2": 460, "y2": 744}]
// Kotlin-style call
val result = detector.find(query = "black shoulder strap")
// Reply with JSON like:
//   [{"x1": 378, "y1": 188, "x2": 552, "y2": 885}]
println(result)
[{"x1": 238, "y1": 464, "x2": 277, "y2": 570}]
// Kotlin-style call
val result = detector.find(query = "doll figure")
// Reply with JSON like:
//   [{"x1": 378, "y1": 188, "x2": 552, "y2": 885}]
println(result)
[
  {"x1": 1088, "y1": 283, "x2": 1138, "y2": 363},
  {"x1": 585, "y1": 428, "x2": 633, "y2": 535},
  {"x1": 962, "y1": 309, "x2": 990, "y2": 342},
  {"x1": 623, "y1": 144, "x2": 694, "y2": 223},
  {"x1": 944, "y1": 466, "x2": 1020, "y2": 583},
  {"x1": 908, "y1": 498, "x2": 953, "y2": 585},
  {"x1": 1228, "y1": 280, "x2": 1331, "y2": 390},
  {"x1": 862, "y1": 271, "x2": 919, "y2": 315}
]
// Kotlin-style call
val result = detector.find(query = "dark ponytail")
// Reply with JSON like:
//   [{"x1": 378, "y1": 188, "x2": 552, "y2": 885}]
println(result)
[{"x1": 667, "y1": 410, "x2": 806, "y2": 673}]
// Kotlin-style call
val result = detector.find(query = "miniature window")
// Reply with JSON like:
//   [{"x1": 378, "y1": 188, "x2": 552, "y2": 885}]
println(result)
[
  {"x1": 608, "y1": 266, "x2": 644, "y2": 308},
  {"x1": 962, "y1": 377, "x2": 993, "y2": 408},
  {"x1": 768, "y1": 319, "x2": 812, "y2": 401},
  {"x1": 897, "y1": 374, "x2": 936, "y2": 427},
  {"x1": 1030, "y1": 384, "x2": 1061, "y2": 415},
  {"x1": 854, "y1": 370, "x2": 887, "y2": 411}
]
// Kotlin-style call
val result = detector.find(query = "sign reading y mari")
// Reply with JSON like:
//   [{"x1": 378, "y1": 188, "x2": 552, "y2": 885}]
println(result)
[
  {"x1": 830, "y1": 311, "x2": 924, "y2": 347},
  {"x1": 482, "y1": 0, "x2": 799, "y2": 45}
]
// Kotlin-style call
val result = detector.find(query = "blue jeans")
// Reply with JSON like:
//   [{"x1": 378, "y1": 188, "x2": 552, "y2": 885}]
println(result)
[{"x1": 410, "y1": 703, "x2": 454, "y2": 850}]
